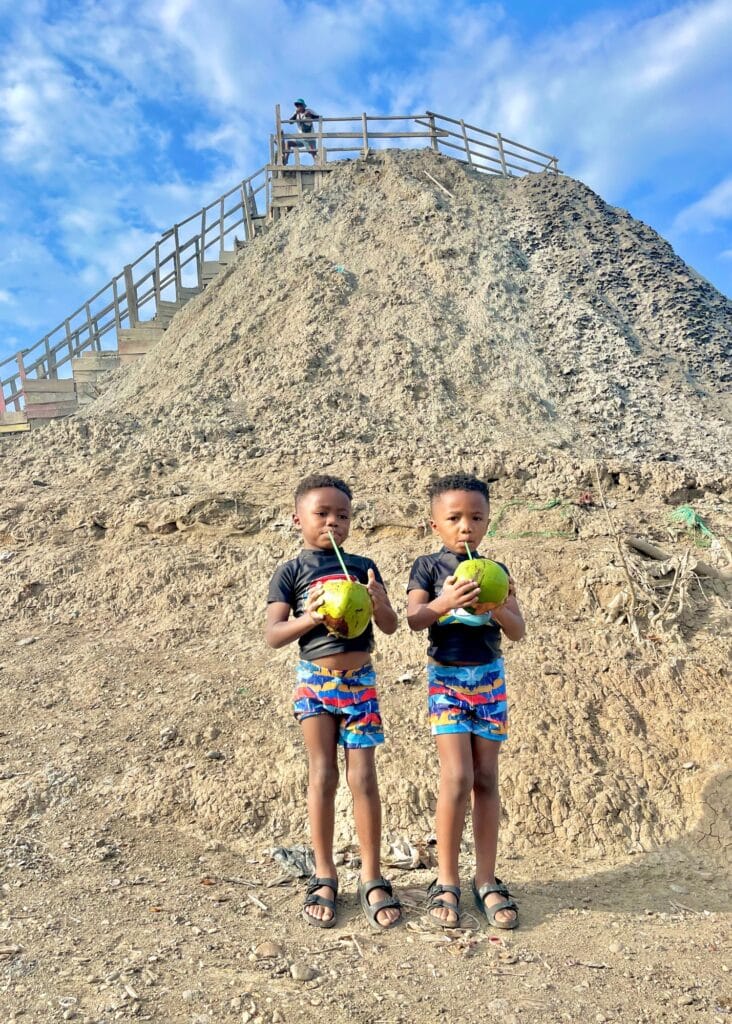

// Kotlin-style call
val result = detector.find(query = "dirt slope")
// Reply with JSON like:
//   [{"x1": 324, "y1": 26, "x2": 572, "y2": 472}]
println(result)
[{"x1": 0, "y1": 149, "x2": 730, "y2": 1023}]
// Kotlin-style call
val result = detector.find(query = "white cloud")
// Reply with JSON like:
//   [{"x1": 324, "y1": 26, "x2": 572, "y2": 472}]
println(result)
[
  {"x1": 0, "y1": 289, "x2": 12, "y2": 304},
  {"x1": 1, "y1": 0, "x2": 732, "y2": 368},
  {"x1": 673, "y1": 176, "x2": 732, "y2": 232}
]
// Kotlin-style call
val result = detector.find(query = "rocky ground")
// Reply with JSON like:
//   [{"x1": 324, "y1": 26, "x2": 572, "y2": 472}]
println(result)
[{"x1": 1, "y1": 150, "x2": 730, "y2": 1022}]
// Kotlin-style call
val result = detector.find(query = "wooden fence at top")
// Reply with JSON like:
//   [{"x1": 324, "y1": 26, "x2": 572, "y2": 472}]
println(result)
[{"x1": 1, "y1": 110, "x2": 559, "y2": 414}]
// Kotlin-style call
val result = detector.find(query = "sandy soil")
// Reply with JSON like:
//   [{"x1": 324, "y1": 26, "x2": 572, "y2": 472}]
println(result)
[{"x1": 1, "y1": 150, "x2": 730, "y2": 1023}]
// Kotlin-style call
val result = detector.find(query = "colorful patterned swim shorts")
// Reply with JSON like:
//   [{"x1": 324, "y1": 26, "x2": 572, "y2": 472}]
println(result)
[
  {"x1": 427, "y1": 660, "x2": 508, "y2": 742},
  {"x1": 293, "y1": 660, "x2": 384, "y2": 748}
]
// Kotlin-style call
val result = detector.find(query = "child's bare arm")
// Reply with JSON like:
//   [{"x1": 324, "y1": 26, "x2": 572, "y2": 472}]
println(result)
[
  {"x1": 265, "y1": 587, "x2": 324, "y2": 649},
  {"x1": 406, "y1": 576, "x2": 480, "y2": 631},
  {"x1": 366, "y1": 569, "x2": 398, "y2": 635},
  {"x1": 489, "y1": 578, "x2": 526, "y2": 641}
]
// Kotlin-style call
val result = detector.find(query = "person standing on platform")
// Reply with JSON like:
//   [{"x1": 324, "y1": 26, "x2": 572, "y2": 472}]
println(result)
[{"x1": 283, "y1": 99, "x2": 319, "y2": 164}]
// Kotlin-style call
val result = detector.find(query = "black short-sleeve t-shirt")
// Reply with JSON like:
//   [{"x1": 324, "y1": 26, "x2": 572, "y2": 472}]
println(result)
[
  {"x1": 267, "y1": 548, "x2": 384, "y2": 662},
  {"x1": 407, "y1": 547, "x2": 509, "y2": 665}
]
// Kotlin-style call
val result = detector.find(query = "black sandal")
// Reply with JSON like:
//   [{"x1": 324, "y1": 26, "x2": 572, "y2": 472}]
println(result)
[
  {"x1": 425, "y1": 879, "x2": 461, "y2": 929},
  {"x1": 302, "y1": 875, "x2": 338, "y2": 929},
  {"x1": 358, "y1": 877, "x2": 402, "y2": 931},
  {"x1": 472, "y1": 877, "x2": 519, "y2": 930}
]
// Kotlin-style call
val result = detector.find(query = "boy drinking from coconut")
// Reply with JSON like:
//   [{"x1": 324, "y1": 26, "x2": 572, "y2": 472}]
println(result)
[
  {"x1": 407, "y1": 473, "x2": 525, "y2": 930},
  {"x1": 265, "y1": 474, "x2": 402, "y2": 931}
]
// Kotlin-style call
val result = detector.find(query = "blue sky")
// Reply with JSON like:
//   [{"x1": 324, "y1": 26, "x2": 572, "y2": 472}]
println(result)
[{"x1": 1, "y1": 0, "x2": 731, "y2": 365}]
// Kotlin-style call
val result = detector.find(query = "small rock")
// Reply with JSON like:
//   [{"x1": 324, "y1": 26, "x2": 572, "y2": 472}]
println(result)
[
  {"x1": 160, "y1": 725, "x2": 179, "y2": 746},
  {"x1": 181, "y1": 989, "x2": 196, "y2": 1002},
  {"x1": 541, "y1": 662, "x2": 561, "y2": 676},
  {"x1": 290, "y1": 962, "x2": 317, "y2": 982},
  {"x1": 16, "y1": 637, "x2": 37, "y2": 647},
  {"x1": 677, "y1": 994, "x2": 696, "y2": 1006},
  {"x1": 681, "y1": 762, "x2": 696, "y2": 770},
  {"x1": 254, "y1": 941, "x2": 283, "y2": 959},
  {"x1": 205, "y1": 750, "x2": 224, "y2": 761},
  {"x1": 608, "y1": 941, "x2": 623, "y2": 954},
  {"x1": 62, "y1": 1011, "x2": 78, "y2": 1021},
  {"x1": 203, "y1": 725, "x2": 221, "y2": 741}
]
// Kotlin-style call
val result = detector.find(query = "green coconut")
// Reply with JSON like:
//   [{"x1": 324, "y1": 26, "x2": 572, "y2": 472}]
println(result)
[
  {"x1": 454, "y1": 558, "x2": 509, "y2": 607},
  {"x1": 319, "y1": 579, "x2": 373, "y2": 639}
]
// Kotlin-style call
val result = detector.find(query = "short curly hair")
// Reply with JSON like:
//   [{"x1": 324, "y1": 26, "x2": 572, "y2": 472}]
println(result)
[
  {"x1": 428, "y1": 473, "x2": 490, "y2": 505},
  {"x1": 295, "y1": 473, "x2": 352, "y2": 505}
]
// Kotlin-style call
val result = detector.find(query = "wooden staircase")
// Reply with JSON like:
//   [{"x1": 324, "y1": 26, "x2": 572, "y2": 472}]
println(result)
[
  {"x1": 1, "y1": 108, "x2": 560, "y2": 436},
  {"x1": 0, "y1": 265, "x2": 232, "y2": 432}
]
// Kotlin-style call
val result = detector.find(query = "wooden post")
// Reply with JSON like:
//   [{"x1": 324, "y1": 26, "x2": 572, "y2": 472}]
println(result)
[
  {"x1": 124, "y1": 264, "x2": 138, "y2": 326},
  {"x1": 275, "y1": 104, "x2": 283, "y2": 165},
  {"x1": 84, "y1": 301, "x2": 95, "y2": 357},
  {"x1": 64, "y1": 318, "x2": 73, "y2": 365},
  {"x1": 218, "y1": 198, "x2": 225, "y2": 257},
  {"x1": 318, "y1": 117, "x2": 325, "y2": 165},
  {"x1": 496, "y1": 132, "x2": 508, "y2": 176},
  {"x1": 44, "y1": 337, "x2": 55, "y2": 378},
  {"x1": 427, "y1": 112, "x2": 439, "y2": 152},
  {"x1": 154, "y1": 242, "x2": 162, "y2": 305},
  {"x1": 16, "y1": 352, "x2": 26, "y2": 408},
  {"x1": 173, "y1": 224, "x2": 182, "y2": 296},
  {"x1": 112, "y1": 277, "x2": 122, "y2": 333},
  {"x1": 459, "y1": 119, "x2": 473, "y2": 165},
  {"x1": 361, "y1": 113, "x2": 369, "y2": 157},
  {"x1": 0, "y1": 383, "x2": 5, "y2": 415},
  {"x1": 242, "y1": 183, "x2": 254, "y2": 241}
]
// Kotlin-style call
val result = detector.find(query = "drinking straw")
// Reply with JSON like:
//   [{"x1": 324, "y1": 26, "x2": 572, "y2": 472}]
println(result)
[
  {"x1": 328, "y1": 531, "x2": 353, "y2": 580},
  {"x1": 464, "y1": 541, "x2": 473, "y2": 560}
]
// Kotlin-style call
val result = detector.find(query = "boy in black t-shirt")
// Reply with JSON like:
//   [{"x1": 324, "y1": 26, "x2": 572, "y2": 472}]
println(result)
[
  {"x1": 266, "y1": 474, "x2": 402, "y2": 931},
  {"x1": 407, "y1": 473, "x2": 526, "y2": 931}
]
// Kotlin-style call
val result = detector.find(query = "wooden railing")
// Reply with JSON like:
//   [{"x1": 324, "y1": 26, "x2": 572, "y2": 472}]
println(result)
[
  {"x1": 1, "y1": 110, "x2": 559, "y2": 415},
  {"x1": 0, "y1": 168, "x2": 268, "y2": 414},
  {"x1": 274, "y1": 109, "x2": 559, "y2": 176}
]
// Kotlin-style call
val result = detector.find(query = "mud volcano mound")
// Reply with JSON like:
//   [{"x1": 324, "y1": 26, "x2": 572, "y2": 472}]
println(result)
[
  {"x1": 1, "y1": 149, "x2": 730, "y2": 876},
  {"x1": 92, "y1": 148, "x2": 731, "y2": 468}
]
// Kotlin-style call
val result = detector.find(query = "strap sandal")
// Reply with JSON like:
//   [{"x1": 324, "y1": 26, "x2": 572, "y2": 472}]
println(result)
[
  {"x1": 358, "y1": 877, "x2": 403, "y2": 931},
  {"x1": 302, "y1": 875, "x2": 338, "y2": 929},
  {"x1": 425, "y1": 879, "x2": 461, "y2": 930},
  {"x1": 472, "y1": 876, "x2": 519, "y2": 930}
]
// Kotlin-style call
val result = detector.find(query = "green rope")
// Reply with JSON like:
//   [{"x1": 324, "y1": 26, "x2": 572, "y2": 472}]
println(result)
[
  {"x1": 486, "y1": 498, "x2": 571, "y2": 540},
  {"x1": 668, "y1": 505, "x2": 714, "y2": 549}
]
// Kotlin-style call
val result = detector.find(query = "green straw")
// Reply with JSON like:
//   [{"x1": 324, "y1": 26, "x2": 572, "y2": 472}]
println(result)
[
  {"x1": 464, "y1": 541, "x2": 473, "y2": 560},
  {"x1": 328, "y1": 531, "x2": 352, "y2": 580}
]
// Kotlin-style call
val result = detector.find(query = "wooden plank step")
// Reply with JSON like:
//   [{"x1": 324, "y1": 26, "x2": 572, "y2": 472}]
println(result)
[
  {"x1": 76, "y1": 382, "x2": 99, "y2": 406},
  {"x1": 118, "y1": 336, "x2": 159, "y2": 357},
  {"x1": 25, "y1": 400, "x2": 78, "y2": 420},
  {"x1": 72, "y1": 355, "x2": 120, "y2": 375},
  {"x1": 24, "y1": 378, "x2": 76, "y2": 395},
  {"x1": 118, "y1": 326, "x2": 165, "y2": 344},
  {"x1": 0, "y1": 421, "x2": 31, "y2": 434},
  {"x1": 26, "y1": 390, "x2": 78, "y2": 406},
  {"x1": 0, "y1": 411, "x2": 29, "y2": 425}
]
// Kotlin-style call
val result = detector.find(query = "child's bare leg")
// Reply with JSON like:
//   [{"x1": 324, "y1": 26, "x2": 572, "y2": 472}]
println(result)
[
  {"x1": 344, "y1": 748, "x2": 400, "y2": 927},
  {"x1": 301, "y1": 715, "x2": 340, "y2": 923},
  {"x1": 432, "y1": 733, "x2": 474, "y2": 924},
  {"x1": 471, "y1": 735, "x2": 516, "y2": 925}
]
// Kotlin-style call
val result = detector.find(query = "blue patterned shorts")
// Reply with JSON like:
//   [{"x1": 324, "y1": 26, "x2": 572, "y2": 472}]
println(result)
[
  {"x1": 428, "y1": 660, "x2": 508, "y2": 742},
  {"x1": 293, "y1": 660, "x2": 384, "y2": 748}
]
